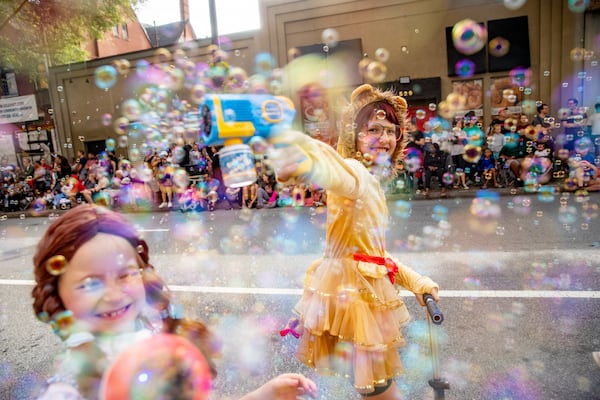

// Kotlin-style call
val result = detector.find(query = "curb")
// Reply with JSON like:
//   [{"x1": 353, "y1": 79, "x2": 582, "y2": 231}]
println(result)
[{"x1": 1, "y1": 185, "x2": 595, "y2": 219}]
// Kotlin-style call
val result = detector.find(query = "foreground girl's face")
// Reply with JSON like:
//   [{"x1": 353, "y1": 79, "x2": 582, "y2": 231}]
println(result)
[
  {"x1": 58, "y1": 233, "x2": 147, "y2": 336},
  {"x1": 357, "y1": 113, "x2": 399, "y2": 162}
]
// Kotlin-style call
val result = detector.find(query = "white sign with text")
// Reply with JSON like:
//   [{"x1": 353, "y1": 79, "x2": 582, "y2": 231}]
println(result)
[{"x1": 0, "y1": 95, "x2": 38, "y2": 124}]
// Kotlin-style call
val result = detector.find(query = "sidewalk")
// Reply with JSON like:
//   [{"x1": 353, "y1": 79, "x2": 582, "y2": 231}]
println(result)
[
  {"x1": 387, "y1": 184, "x2": 531, "y2": 201},
  {"x1": 1, "y1": 183, "x2": 593, "y2": 219}
]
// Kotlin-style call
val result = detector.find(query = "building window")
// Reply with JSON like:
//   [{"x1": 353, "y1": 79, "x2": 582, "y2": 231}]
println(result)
[
  {"x1": 121, "y1": 23, "x2": 128, "y2": 40},
  {"x1": 215, "y1": 0, "x2": 260, "y2": 36},
  {"x1": 112, "y1": 25, "x2": 119, "y2": 37},
  {"x1": 136, "y1": 0, "x2": 260, "y2": 40}
]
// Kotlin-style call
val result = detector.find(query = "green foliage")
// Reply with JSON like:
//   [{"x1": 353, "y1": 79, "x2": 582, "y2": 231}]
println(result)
[{"x1": 0, "y1": 0, "x2": 145, "y2": 79}]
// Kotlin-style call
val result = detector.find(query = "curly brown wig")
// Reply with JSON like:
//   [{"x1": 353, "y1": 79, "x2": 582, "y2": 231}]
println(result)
[{"x1": 337, "y1": 84, "x2": 408, "y2": 173}]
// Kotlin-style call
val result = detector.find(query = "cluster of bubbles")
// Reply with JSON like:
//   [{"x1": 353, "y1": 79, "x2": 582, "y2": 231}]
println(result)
[
  {"x1": 83, "y1": 42, "x2": 298, "y2": 194},
  {"x1": 300, "y1": 27, "x2": 388, "y2": 85}
]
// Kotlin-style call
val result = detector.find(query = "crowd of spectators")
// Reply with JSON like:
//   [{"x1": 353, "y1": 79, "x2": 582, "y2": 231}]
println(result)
[
  {"x1": 2, "y1": 99, "x2": 598, "y2": 212},
  {"x1": 391, "y1": 100, "x2": 600, "y2": 196},
  {"x1": 0, "y1": 142, "x2": 327, "y2": 214}
]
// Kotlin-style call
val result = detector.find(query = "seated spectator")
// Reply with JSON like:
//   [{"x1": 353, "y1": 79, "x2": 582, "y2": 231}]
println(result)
[
  {"x1": 478, "y1": 148, "x2": 499, "y2": 188},
  {"x1": 292, "y1": 183, "x2": 308, "y2": 206},
  {"x1": 242, "y1": 180, "x2": 258, "y2": 208},
  {"x1": 3, "y1": 176, "x2": 22, "y2": 212},
  {"x1": 143, "y1": 157, "x2": 161, "y2": 206},
  {"x1": 156, "y1": 152, "x2": 175, "y2": 209},
  {"x1": 32, "y1": 160, "x2": 52, "y2": 196},
  {"x1": 309, "y1": 183, "x2": 326, "y2": 206},
  {"x1": 499, "y1": 131, "x2": 528, "y2": 186},
  {"x1": 405, "y1": 120, "x2": 426, "y2": 193},
  {"x1": 552, "y1": 148, "x2": 570, "y2": 181},
  {"x1": 201, "y1": 176, "x2": 221, "y2": 211},
  {"x1": 113, "y1": 170, "x2": 137, "y2": 209},
  {"x1": 564, "y1": 156, "x2": 600, "y2": 191},
  {"x1": 81, "y1": 171, "x2": 109, "y2": 204},
  {"x1": 53, "y1": 154, "x2": 72, "y2": 181},
  {"x1": 560, "y1": 97, "x2": 587, "y2": 152},
  {"x1": 256, "y1": 172, "x2": 278, "y2": 209},
  {"x1": 532, "y1": 102, "x2": 552, "y2": 129},
  {"x1": 256, "y1": 184, "x2": 278, "y2": 208},
  {"x1": 41, "y1": 189, "x2": 55, "y2": 209},
  {"x1": 21, "y1": 157, "x2": 34, "y2": 180},
  {"x1": 3, "y1": 178, "x2": 33, "y2": 211},
  {"x1": 423, "y1": 142, "x2": 452, "y2": 197},
  {"x1": 520, "y1": 141, "x2": 554, "y2": 186},
  {"x1": 179, "y1": 184, "x2": 204, "y2": 212},
  {"x1": 534, "y1": 141, "x2": 553, "y2": 159},
  {"x1": 52, "y1": 179, "x2": 75, "y2": 209},
  {"x1": 224, "y1": 186, "x2": 243, "y2": 209},
  {"x1": 276, "y1": 184, "x2": 295, "y2": 207},
  {"x1": 516, "y1": 113, "x2": 530, "y2": 134},
  {"x1": 450, "y1": 118, "x2": 469, "y2": 189},
  {"x1": 487, "y1": 121, "x2": 505, "y2": 160},
  {"x1": 1, "y1": 156, "x2": 15, "y2": 172},
  {"x1": 565, "y1": 137, "x2": 597, "y2": 189},
  {"x1": 1, "y1": 160, "x2": 16, "y2": 186},
  {"x1": 186, "y1": 142, "x2": 211, "y2": 176}
]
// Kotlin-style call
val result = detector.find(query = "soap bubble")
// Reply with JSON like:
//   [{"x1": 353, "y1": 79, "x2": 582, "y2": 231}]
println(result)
[{"x1": 452, "y1": 19, "x2": 487, "y2": 55}]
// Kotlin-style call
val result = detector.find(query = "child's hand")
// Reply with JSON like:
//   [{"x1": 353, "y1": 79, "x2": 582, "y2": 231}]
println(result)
[
  {"x1": 267, "y1": 131, "x2": 313, "y2": 181},
  {"x1": 415, "y1": 287, "x2": 439, "y2": 306},
  {"x1": 580, "y1": 160, "x2": 591, "y2": 170},
  {"x1": 242, "y1": 373, "x2": 318, "y2": 400}
]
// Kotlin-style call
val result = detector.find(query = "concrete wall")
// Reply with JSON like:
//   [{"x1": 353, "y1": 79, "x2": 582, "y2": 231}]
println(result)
[
  {"x1": 258, "y1": 0, "x2": 595, "y2": 117},
  {"x1": 47, "y1": 0, "x2": 598, "y2": 159}
]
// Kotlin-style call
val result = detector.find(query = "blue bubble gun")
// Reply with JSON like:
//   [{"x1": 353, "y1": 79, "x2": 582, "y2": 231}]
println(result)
[
  {"x1": 199, "y1": 94, "x2": 296, "y2": 146},
  {"x1": 196, "y1": 94, "x2": 296, "y2": 188}
]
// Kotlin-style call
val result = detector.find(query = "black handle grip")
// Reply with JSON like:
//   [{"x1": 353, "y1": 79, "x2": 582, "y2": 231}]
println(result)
[{"x1": 424, "y1": 293, "x2": 444, "y2": 325}]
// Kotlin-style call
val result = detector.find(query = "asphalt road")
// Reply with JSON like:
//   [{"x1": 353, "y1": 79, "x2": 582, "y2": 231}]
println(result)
[{"x1": 1, "y1": 190, "x2": 599, "y2": 399}]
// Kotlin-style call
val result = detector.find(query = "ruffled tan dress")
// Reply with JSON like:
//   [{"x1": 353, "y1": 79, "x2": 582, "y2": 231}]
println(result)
[{"x1": 285, "y1": 137, "x2": 438, "y2": 394}]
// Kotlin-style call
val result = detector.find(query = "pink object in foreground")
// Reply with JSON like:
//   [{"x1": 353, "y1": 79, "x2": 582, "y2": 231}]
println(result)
[{"x1": 100, "y1": 333, "x2": 212, "y2": 400}]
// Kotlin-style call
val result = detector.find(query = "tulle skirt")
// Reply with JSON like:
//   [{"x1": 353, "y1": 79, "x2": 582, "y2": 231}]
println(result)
[{"x1": 293, "y1": 257, "x2": 412, "y2": 394}]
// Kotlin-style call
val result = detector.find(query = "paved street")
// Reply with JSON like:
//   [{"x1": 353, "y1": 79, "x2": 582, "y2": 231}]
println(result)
[{"x1": 1, "y1": 191, "x2": 599, "y2": 399}]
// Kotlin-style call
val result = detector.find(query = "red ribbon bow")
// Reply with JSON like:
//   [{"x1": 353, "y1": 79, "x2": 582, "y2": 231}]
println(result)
[{"x1": 353, "y1": 253, "x2": 399, "y2": 284}]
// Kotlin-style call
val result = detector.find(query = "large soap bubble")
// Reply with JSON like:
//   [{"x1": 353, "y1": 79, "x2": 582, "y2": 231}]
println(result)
[
  {"x1": 452, "y1": 19, "x2": 487, "y2": 55},
  {"x1": 100, "y1": 333, "x2": 212, "y2": 400},
  {"x1": 94, "y1": 65, "x2": 118, "y2": 90}
]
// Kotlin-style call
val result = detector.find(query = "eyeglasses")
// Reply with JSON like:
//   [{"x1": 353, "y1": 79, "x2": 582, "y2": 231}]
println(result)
[{"x1": 361, "y1": 123, "x2": 401, "y2": 141}]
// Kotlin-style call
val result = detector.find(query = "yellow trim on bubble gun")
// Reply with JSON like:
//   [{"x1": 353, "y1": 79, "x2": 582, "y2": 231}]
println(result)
[{"x1": 212, "y1": 96, "x2": 255, "y2": 142}]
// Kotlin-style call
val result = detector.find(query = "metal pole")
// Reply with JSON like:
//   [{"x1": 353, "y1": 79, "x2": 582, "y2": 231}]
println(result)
[
  {"x1": 427, "y1": 309, "x2": 450, "y2": 400},
  {"x1": 425, "y1": 294, "x2": 450, "y2": 400},
  {"x1": 208, "y1": 0, "x2": 218, "y2": 46}
]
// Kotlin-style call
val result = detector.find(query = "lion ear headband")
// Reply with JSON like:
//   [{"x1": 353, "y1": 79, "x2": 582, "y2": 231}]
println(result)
[{"x1": 348, "y1": 84, "x2": 407, "y2": 129}]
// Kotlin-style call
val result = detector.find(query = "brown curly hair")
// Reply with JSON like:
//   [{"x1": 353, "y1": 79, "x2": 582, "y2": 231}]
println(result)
[
  {"x1": 337, "y1": 84, "x2": 408, "y2": 173},
  {"x1": 31, "y1": 204, "x2": 170, "y2": 326},
  {"x1": 32, "y1": 205, "x2": 220, "y2": 397}
]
